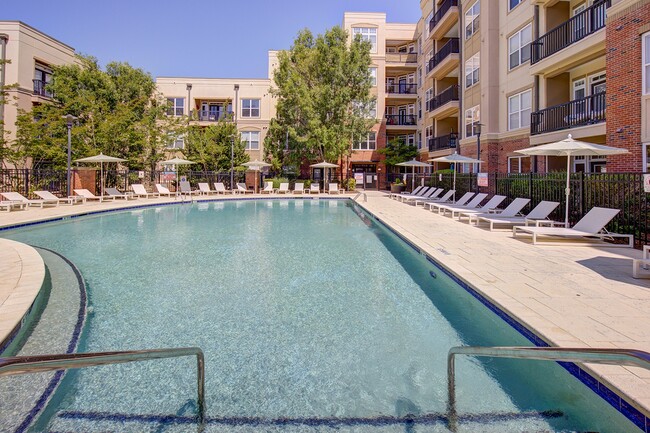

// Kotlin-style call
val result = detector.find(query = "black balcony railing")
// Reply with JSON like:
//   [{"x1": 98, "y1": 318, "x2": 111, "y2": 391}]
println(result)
[
  {"x1": 426, "y1": 85, "x2": 460, "y2": 112},
  {"x1": 385, "y1": 82, "x2": 417, "y2": 95},
  {"x1": 385, "y1": 114, "x2": 417, "y2": 126},
  {"x1": 428, "y1": 134, "x2": 458, "y2": 152},
  {"x1": 33, "y1": 79, "x2": 53, "y2": 98},
  {"x1": 427, "y1": 38, "x2": 460, "y2": 74},
  {"x1": 531, "y1": 92, "x2": 606, "y2": 135},
  {"x1": 531, "y1": 0, "x2": 610, "y2": 64},
  {"x1": 197, "y1": 111, "x2": 232, "y2": 122},
  {"x1": 429, "y1": 0, "x2": 458, "y2": 33}
]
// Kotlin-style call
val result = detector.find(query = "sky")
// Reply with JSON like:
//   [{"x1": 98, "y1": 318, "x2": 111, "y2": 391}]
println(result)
[{"x1": 4, "y1": 0, "x2": 421, "y2": 79}]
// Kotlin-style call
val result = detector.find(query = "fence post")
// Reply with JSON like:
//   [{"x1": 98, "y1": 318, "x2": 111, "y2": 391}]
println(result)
[
  {"x1": 580, "y1": 171, "x2": 585, "y2": 218},
  {"x1": 529, "y1": 172, "x2": 533, "y2": 201},
  {"x1": 23, "y1": 168, "x2": 29, "y2": 197}
]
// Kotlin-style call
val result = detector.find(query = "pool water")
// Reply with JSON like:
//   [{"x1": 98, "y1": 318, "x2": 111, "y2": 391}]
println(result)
[{"x1": 0, "y1": 199, "x2": 640, "y2": 432}]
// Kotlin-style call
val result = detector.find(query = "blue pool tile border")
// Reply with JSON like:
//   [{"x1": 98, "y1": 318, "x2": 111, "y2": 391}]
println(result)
[{"x1": 353, "y1": 202, "x2": 649, "y2": 433}]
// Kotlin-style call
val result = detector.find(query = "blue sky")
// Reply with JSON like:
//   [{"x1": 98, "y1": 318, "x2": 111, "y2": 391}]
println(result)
[{"x1": 4, "y1": 0, "x2": 421, "y2": 79}]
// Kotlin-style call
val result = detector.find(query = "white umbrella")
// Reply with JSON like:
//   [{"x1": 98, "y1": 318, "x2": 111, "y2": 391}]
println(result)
[
  {"x1": 241, "y1": 160, "x2": 272, "y2": 193},
  {"x1": 310, "y1": 161, "x2": 339, "y2": 191},
  {"x1": 74, "y1": 152, "x2": 126, "y2": 197},
  {"x1": 429, "y1": 152, "x2": 482, "y2": 201},
  {"x1": 396, "y1": 159, "x2": 432, "y2": 191},
  {"x1": 159, "y1": 157, "x2": 195, "y2": 191},
  {"x1": 515, "y1": 134, "x2": 628, "y2": 227}
]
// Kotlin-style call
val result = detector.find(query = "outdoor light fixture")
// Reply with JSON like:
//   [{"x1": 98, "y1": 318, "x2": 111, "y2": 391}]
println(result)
[
  {"x1": 186, "y1": 83, "x2": 192, "y2": 118},
  {"x1": 63, "y1": 114, "x2": 78, "y2": 197},
  {"x1": 475, "y1": 123, "x2": 483, "y2": 172}
]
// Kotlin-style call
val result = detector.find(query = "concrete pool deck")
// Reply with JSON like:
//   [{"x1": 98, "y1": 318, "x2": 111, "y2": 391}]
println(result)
[{"x1": 0, "y1": 190, "x2": 649, "y2": 426}]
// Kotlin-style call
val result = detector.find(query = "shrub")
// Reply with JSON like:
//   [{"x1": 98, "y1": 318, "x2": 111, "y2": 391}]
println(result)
[{"x1": 344, "y1": 178, "x2": 356, "y2": 191}]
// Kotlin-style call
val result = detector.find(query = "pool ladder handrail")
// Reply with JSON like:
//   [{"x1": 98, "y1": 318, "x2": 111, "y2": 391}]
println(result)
[
  {"x1": 0, "y1": 347, "x2": 205, "y2": 431},
  {"x1": 353, "y1": 191, "x2": 367, "y2": 202},
  {"x1": 447, "y1": 346, "x2": 650, "y2": 432}
]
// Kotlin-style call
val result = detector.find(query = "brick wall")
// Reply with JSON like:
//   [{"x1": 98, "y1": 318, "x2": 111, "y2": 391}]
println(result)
[
  {"x1": 459, "y1": 135, "x2": 530, "y2": 173},
  {"x1": 606, "y1": 0, "x2": 650, "y2": 171}
]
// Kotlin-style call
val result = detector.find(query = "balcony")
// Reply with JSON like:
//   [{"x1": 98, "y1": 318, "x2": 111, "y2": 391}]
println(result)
[
  {"x1": 197, "y1": 111, "x2": 233, "y2": 122},
  {"x1": 426, "y1": 85, "x2": 460, "y2": 117},
  {"x1": 427, "y1": 38, "x2": 460, "y2": 79},
  {"x1": 385, "y1": 114, "x2": 417, "y2": 128},
  {"x1": 33, "y1": 79, "x2": 53, "y2": 99},
  {"x1": 428, "y1": 134, "x2": 457, "y2": 152},
  {"x1": 531, "y1": 92, "x2": 606, "y2": 135},
  {"x1": 385, "y1": 82, "x2": 417, "y2": 95},
  {"x1": 531, "y1": 0, "x2": 609, "y2": 65},
  {"x1": 428, "y1": 0, "x2": 459, "y2": 40},
  {"x1": 385, "y1": 52, "x2": 418, "y2": 65}
]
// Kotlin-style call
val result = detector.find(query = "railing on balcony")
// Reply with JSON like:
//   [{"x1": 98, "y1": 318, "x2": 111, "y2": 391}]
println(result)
[
  {"x1": 385, "y1": 52, "x2": 418, "y2": 64},
  {"x1": 531, "y1": 0, "x2": 610, "y2": 64},
  {"x1": 427, "y1": 38, "x2": 460, "y2": 74},
  {"x1": 33, "y1": 79, "x2": 53, "y2": 98},
  {"x1": 531, "y1": 92, "x2": 606, "y2": 135},
  {"x1": 429, "y1": 0, "x2": 459, "y2": 33},
  {"x1": 428, "y1": 134, "x2": 458, "y2": 152},
  {"x1": 385, "y1": 114, "x2": 417, "y2": 126},
  {"x1": 197, "y1": 111, "x2": 232, "y2": 122},
  {"x1": 426, "y1": 85, "x2": 460, "y2": 112},
  {"x1": 385, "y1": 82, "x2": 417, "y2": 95}
]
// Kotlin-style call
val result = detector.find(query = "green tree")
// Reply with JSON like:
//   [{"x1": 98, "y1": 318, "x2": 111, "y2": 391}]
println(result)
[
  {"x1": 184, "y1": 121, "x2": 249, "y2": 171},
  {"x1": 378, "y1": 137, "x2": 419, "y2": 167},
  {"x1": 264, "y1": 26, "x2": 375, "y2": 171},
  {"x1": 13, "y1": 55, "x2": 182, "y2": 170}
]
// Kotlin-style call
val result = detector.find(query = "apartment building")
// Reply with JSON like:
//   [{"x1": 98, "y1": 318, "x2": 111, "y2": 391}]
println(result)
[{"x1": 0, "y1": 21, "x2": 77, "y2": 159}]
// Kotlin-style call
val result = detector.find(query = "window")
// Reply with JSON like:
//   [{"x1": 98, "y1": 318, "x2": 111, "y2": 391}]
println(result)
[
  {"x1": 369, "y1": 67, "x2": 377, "y2": 86},
  {"x1": 425, "y1": 87, "x2": 433, "y2": 110},
  {"x1": 167, "y1": 136, "x2": 184, "y2": 150},
  {"x1": 508, "y1": 156, "x2": 530, "y2": 173},
  {"x1": 353, "y1": 100, "x2": 376, "y2": 118},
  {"x1": 417, "y1": 66, "x2": 422, "y2": 88},
  {"x1": 418, "y1": 99, "x2": 422, "y2": 119},
  {"x1": 425, "y1": 11, "x2": 433, "y2": 38},
  {"x1": 417, "y1": 131, "x2": 422, "y2": 150},
  {"x1": 465, "y1": 1, "x2": 480, "y2": 39},
  {"x1": 425, "y1": 49, "x2": 434, "y2": 74},
  {"x1": 353, "y1": 132, "x2": 377, "y2": 150},
  {"x1": 418, "y1": 35, "x2": 422, "y2": 55},
  {"x1": 167, "y1": 98, "x2": 185, "y2": 116},
  {"x1": 508, "y1": 24, "x2": 532, "y2": 69},
  {"x1": 352, "y1": 27, "x2": 377, "y2": 53},
  {"x1": 509, "y1": 0, "x2": 523, "y2": 10},
  {"x1": 241, "y1": 99, "x2": 260, "y2": 118},
  {"x1": 644, "y1": 143, "x2": 650, "y2": 171},
  {"x1": 425, "y1": 125, "x2": 433, "y2": 148},
  {"x1": 465, "y1": 53, "x2": 480, "y2": 88},
  {"x1": 241, "y1": 131, "x2": 260, "y2": 150},
  {"x1": 465, "y1": 105, "x2": 480, "y2": 137},
  {"x1": 33, "y1": 63, "x2": 53, "y2": 96},
  {"x1": 508, "y1": 89, "x2": 532, "y2": 130}
]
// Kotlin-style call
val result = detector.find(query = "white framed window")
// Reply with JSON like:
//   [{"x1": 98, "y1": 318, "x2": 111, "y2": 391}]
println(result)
[
  {"x1": 369, "y1": 67, "x2": 377, "y2": 86},
  {"x1": 465, "y1": 1, "x2": 480, "y2": 39},
  {"x1": 508, "y1": 24, "x2": 532, "y2": 70},
  {"x1": 369, "y1": 100, "x2": 377, "y2": 119},
  {"x1": 425, "y1": 49, "x2": 434, "y2": 73},
  {"x1": 425, "y1": 125, "x2": 433, "y2": 149},
  {"x1": 644, "y1": 33, "x2": 650, "y2": 94},
  {"x1": 167, "y1": 136, "x2": 184, "y2": 150},
  {"x1": 425, "y1": 11, "x2": 433, "y2": 38},
  {"x1": 353, "y1": 27, "x2": 377, "y2": 53},
  {"x1": 418, "y1": 99, "x2": 422, "y2": 119},
  {"x1": 417, "y1": 66, "x2": 422, "y2": 88},
  {"x1": 241, "y1": 99, "x2": 260, "y2": 118},
  {"x1": 509, "y1": 0, "x2": 523, "y2": 10},
  {"x1": 643, "y1": 143, "x2": 650, "y2": 172},
  {"x1": 353, "y1": 132, "x2": 377, "y2": 150},
  {"x1": 465, "y1": 53, "x2": 480, "y2": 88},
  {"x1": 508, "y1": 156, "x2": 523, "y2": 173},
  {"x1": 167, "y1": 97, "x2": 185, "y2": 116},
  {"x1": 353, "y1": 100, "x2": 376, "y2": 119},
  {"x1": 418, "y1": 35, "x2": 422, "y2": 54},
  {"x1": 417, "y1": 130, "x2": 422, "y2": 149},
  {"x1": 241, "y1": 131, "x2": 260, "y2": 150},
  {"x1": 465, "y1": 105, "x2": 480, "y2": 137},
  {"x1": 508, "y1": 89, "x2": 532, "y2": 130}
]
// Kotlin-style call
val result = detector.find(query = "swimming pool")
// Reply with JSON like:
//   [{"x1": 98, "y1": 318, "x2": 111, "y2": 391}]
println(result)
[{"x1": 0, "y1": 199, "x2": 640, "y2": 432}]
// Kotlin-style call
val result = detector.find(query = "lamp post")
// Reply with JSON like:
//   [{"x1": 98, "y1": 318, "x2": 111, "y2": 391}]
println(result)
[
  {"x1": 232, "y1": 84, "x2": 239, "y2": 189},
  {"x1": 186, "y1": 83, "x2": 192, "y2": 118},
  {"x1": 63, "y1": 114, "x2": 78, "y2": 197},
  {"x1": 475, "y1": 123, "x2": 483, "y2": 173}
]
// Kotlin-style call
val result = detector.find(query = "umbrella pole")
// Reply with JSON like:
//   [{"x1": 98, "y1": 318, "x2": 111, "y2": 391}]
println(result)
[
  {"x1": 100, "y1": 162, "x2": 104, "y2": 200},
  {"x1": 565, "y1": 155, "x2": 571, "y2": 227},
  {"x1": 412, "y1": 166, "x2": 415, "y2": 191},
  {"x1": 452, "y1": 164, "x2": 456, "y2": 202}
]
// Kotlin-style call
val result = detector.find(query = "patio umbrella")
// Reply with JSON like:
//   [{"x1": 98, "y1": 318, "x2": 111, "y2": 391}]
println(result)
[
  {"x1": 159, "y1": 157, "x2": 196, "y2": 190},
  {"x1": 74, "y1": 152, "x2": 126, "y2": 197},
  {"x1": 515, "y1": 134, "x2": 628, "y2": 227},
  {"x1": 429, "y1": 152, "x2": 482, "y2": 201},
  {"x1": 396, "y1": 159, "x2": 432, "y2": 191},
  {"x1": 310, "y1": 161, "x2": 339, "y2": 191},
  {"x1": 241, "y1": 159, "x2": 272, "y2": 193}
]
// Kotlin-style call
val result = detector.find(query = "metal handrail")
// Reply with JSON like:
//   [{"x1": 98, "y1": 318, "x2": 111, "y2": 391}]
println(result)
[
  {"x1": 0, "y1": 347, "x2": 205, "y2": 429},
  {"x1": 353, "y1": 191, "x2": 367, "y2": 202},
  {"x1": 447, "y1": 346, "x2": 650, "y2": 432}
]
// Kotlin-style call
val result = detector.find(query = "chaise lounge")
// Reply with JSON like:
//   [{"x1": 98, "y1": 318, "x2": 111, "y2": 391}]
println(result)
[{"x1": 474, "y1": 200, "x2": 559, "y2": 230}]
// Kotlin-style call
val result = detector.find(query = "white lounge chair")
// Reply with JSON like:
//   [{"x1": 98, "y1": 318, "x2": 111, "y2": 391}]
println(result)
[
  {"x1": 464, "y1": 197, "x2": 531, "y2": 225},
  {"x1": 426, "y1": 192, "x2": 474, "y2": 213},
  {"x1": 179, "y1": 181, "x2": 194, "y2": 198},
  {"x1": 293, "y1": 182, "x2": 305, "y2": 194},
  {"x1": 155, "y1": 184, "x2": 175, "y2": 197},
  {"x1": 419, "y1": 190, "x2": 456, "y2": 209},
  {"x1": 1, "y1": 191, "x2": 59, "y2": 208},
  {"x1": 105, "y1": 187, "x2": 137, "y2": 200},
  {"x1": 74, "y1": 189, "x2": 110, "y2": 202},
  {"x1": 436, "y1": 193, "x2": 488, "y2": 217},
  {"x1": 513, "y1": 207, "x2": 632, "y2": 247},
  {"x1": 394, "y1": 187, "x2": 431, "y2": 202},
  {"x1": 0, "y1": 200, "x2": 26, "y2": 211},
  {"x1": 475, "y1": 200, "x2": 558, "y2": 231},
  {"x1": 389, "y1": 185, "x2": 424, "y2": 199},
  {"x1": 308, "y1": 184, "x2": 320, "y2": 194},
  {"x1": 197, "y1": 183, "x2": 214, "y2": 195},
  {"x1": 451, "y1": 195, "x2": 506, "y2": 219},
  {"x1": 213, "y1": 182, "x2": 228, "y2": 195},
  {"x1": 131, "y1": 184, "x2": 159, "y2": 199},
  {"x1": 413, "y1": 189, "x2": 445, "y2": 206},
  {"x1": 328, "y1": 183, "x2": 342, "y2": 194},
  {"x1": 277, "y1": 183, "x2": 290, "y2": 194},
  {"x1": 236, "y1": 183, "x2": 252, "y2": 194},
  {"x1": 34, "y1": 190, "x2": 85, "y2": 205},
  {"x1": 401, "y1": 188, "x2": 439, "y2": 205},
  {"x1": 632, "y1": 246, "x2": 650, "y2": 278},
  {"x1": 261, "y1": 181, "x2": 274, "y2": 194}
]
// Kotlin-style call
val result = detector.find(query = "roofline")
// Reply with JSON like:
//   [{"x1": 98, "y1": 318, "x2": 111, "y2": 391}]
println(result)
[
  {"x1": 0, "y1": 20, "x2": 75, "y2": 51},
  {"x1": 156, "y1": 77, "x2": 271, "y2": 82}
]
